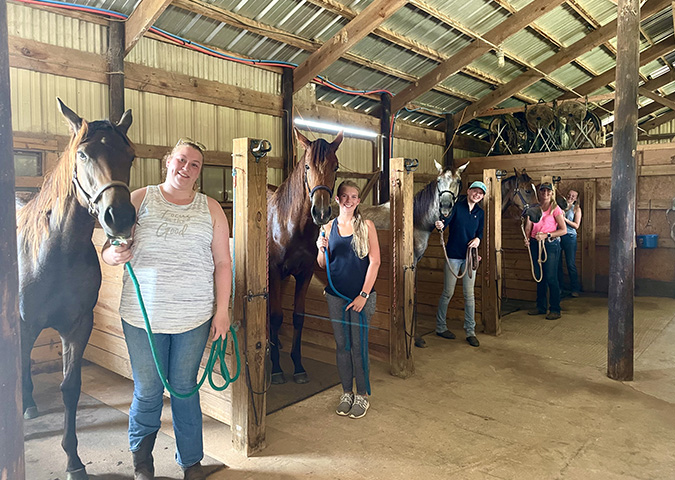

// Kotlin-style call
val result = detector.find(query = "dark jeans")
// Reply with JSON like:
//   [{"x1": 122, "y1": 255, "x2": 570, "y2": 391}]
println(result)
[
  {"x1": 558, "y1": 234, "x2": 580, "y2": 293},
  {"x1": 530, "y1": 238, "x2": 561, "y2": 314}
]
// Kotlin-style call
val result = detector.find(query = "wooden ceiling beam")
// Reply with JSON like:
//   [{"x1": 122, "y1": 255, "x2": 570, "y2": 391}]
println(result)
[
  {"x1": 601, "y1": 68, "x2": 675, "y2": 114},
  {"x1": 637, "y1": 87, "x2": 675, "y2": 111},
  {"x1": 292, "y1": 0, "x2": 408, "y2": 93},
  {"x1": 637, "y1": 108, "x2": 675, "y2": 131},
  {"x1": 390, "y1": 0, "x2": 567, "y2": 113},
  {"x1": 124, "y1": 0, "x2": 173, "y2": 55},
  {"x1": 452, "y1": 0, "x2": 672, "y2": 127}
]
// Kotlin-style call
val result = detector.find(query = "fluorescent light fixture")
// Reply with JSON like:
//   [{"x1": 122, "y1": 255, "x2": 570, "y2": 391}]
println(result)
[
  {"x1": 294, "y1": 118, "x2": 378, "y2": 139},
  {"x1": 649, "y1": 65, "x2": 670, "y2": 79},
  {"x1": 601, "y1": 115, "x2": 614, "y2": 126}
]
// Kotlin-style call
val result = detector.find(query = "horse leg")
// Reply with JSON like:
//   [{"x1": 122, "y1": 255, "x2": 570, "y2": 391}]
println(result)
[
  {"x1": 268, "y1": 273, "x2": 286, "y2": 384},
  {"x1": 59, "y1": 315, "x2": 93, "y2": 480},
  {"x1": 291, "y1": 273, "x2": 311, "y2": 384},
  {"x1": 21, "y1": 320, "x2": 41, "y2": 419}
]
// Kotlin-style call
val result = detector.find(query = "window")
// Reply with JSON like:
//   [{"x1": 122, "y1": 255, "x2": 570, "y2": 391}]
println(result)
[
  {"x1": 14, "y1": 151, "x2": 42, "y2": 177},
  {"x1": 201, "y1": 165, "x2": 232, "y2": 203}
]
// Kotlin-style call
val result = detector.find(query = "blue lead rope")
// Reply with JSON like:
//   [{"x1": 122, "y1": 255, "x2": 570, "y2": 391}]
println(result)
[
  {"x1": 124, "y1": 262, "x2": 240, "y2": 399},
  {"x1": 322, "y1": 233, "x2": 371, "y2": 395}
]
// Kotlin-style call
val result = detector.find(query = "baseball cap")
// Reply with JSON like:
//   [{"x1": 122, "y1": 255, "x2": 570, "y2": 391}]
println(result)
[
  {"x1": 469, "y1": 181, "x2": 487, "y2": 194},
  {"x1": 539, "y1": 182, "x2": 553, "y2": 190}
]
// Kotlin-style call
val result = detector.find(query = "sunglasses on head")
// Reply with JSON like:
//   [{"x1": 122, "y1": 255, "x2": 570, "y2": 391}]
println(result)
[{"x1": 175, "y1": 137, "x2": 206, "y2": 153}]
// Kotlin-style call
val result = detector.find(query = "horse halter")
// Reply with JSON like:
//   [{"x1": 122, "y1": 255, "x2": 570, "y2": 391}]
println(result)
[
  {"x1": 513, "y1": 182, "x2": 539, "y2": 218},
  {"x1": 72, "y1": 167, "x2": 130, "y2": 217},
  {"x1": 304, "y1": 167, "x2": 333, "y2": 199},
  {"x1": 437, "y1": 183, "x2": 458, "y2": 220}
]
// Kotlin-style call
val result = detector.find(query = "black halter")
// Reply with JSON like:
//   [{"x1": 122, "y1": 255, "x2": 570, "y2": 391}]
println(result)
[
  {"x1": 304, "y1": 168, "x2": 333, "y2": 199},
  {"x1": 437, "y1": 183, "x2": 458, "y2": 220},
  {"x1": 72, "y1": 167, "x2": 130, "y2": 217},
  {"x1": 513, "y1": 182, "x2": 539, "y2": 218}
]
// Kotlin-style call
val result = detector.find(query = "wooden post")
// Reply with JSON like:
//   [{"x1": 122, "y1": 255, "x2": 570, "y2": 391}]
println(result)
[
  {"x1": 231, "y1": 138, "x2": 268, "y2": 455},
  {"x1": 0, "y1": 0, "x2": 26, "y2": 476},
  {"x1": 281, "y1": 68, "x2": 294, "y2": 180},
  {"x1": 108, "y1": 20, "x2": 125, "y2": 123},
  {"x1": 481, "y1": 169, "x2": 502, "y2": 335},
  {"x1": 379, "y1": 93, "x2": 392, "y2": 203},
  {"x1": 389, "y1": 157, "x2": 414, "y2": 378},
  {"x1": 581, "y1": 180, "x2": 597, "y2": 292},
  {"x1": 608, "y1": 0, "x2": 640, "y2": 382},
  {"x1": 444, "y1": 114, "x2": 454, "y2": 169}
]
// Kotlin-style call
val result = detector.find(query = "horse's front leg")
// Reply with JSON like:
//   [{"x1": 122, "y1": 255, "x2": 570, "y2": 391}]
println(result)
[
  {"x1": 21, "y1": 320, "x2": 41, "y2": 419},
  {"x1": 291, "y1": 272, "x2": 312, "y2": 384},
  {"x1": 268, "y1": 271, "x2": 286, "y2": 384},
  {"x1": 59, "y1": 314, "x2": 93, "y2": 480}
]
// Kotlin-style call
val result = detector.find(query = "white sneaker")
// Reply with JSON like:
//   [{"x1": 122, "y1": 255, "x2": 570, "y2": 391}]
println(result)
[
  {"x1": 348, "y1": 395, "x2": 369, "y2": 419},
  {"x1": 336, "y1": 392, "x2": 354, "y2": 416}
]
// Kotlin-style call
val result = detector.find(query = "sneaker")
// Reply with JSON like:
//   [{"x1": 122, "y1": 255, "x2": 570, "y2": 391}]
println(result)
[
  {"x1": 348, "y1": 395, "x2": 369, "y2": 419},
  {"x1": 336, "y1": 392, "x2": 354, "y2": 416},
  {"x1": 546, "y1": 312, "x2": 561, "y2": 320},
  {"x1": 571, "y1": 292, "x2": 580, "y2": 298},
  {"x1": 466, "y1": 336, "x2": 480, "y2": 347},
  {"x1": 527, "y1": 309, "x2": 546, "y2": 316},
  {"x1": 182, "y1": 462, "x2": 206, "y2": 480},
  {"x1": 436, "y1": 330, "x2": 456, "y2": 339}
]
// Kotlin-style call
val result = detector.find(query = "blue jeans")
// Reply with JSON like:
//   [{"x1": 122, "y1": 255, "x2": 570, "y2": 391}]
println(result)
[
  {"x1": 530, "y1": 239, "x2": 561, "y2": 314},
  {"x1": 122, "y1": 319, "x2": 211, "y2": 468},
  {"x1": 558, "y1": 234, "x2": 580, "y2": 293},
  {"x1": 436, "y1": 258, "x2": 476, "y2": 337}
]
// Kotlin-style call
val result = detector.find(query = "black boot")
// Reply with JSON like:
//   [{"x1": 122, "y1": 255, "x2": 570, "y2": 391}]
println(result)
[
  {"x1": 132, "y1": 431, "x2": 157, "y2": 480},
  {"x1": 182, "y1": 462, "x2": 206, "y2": 480}
]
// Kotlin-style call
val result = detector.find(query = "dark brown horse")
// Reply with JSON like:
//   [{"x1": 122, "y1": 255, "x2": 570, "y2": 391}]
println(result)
[
  {"x1": 267, "y1": 128, "x2": 342, "y2": 384},
  {"x1": 16, "y1": 100, "x2": 136, "y2": 480},
  {"x1": 501, "y1": 168, "x2": 543, "y2": 223}
]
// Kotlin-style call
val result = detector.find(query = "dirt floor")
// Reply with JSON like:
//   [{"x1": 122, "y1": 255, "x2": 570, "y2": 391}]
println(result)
[{"x1": 24, "y1": 295, "x2": 675, "y2": 479}]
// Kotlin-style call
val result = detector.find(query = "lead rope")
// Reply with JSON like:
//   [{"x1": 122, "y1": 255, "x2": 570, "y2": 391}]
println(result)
[
  {"x1": 438, "y1": 228, "x2": 480, "y2": 279},
  {"x1": 521, "y1": 218, "x2": 547, "y2": 283},
  {"x1": 322, "y1": 230, "x2": 371, "y2": 396}
]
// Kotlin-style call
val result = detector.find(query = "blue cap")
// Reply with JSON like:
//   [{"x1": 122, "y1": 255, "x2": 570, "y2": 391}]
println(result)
[{"x1": 469, "y1": 181, "x2": 487, "y2": 194}]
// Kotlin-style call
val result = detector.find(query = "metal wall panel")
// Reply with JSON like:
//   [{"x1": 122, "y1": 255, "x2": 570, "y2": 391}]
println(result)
[{"x1": 393, "y1": 138, "x2": 444, "y2": 175}]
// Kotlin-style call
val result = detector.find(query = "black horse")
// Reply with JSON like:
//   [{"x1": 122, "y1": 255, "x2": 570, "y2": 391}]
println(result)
[{"x1": 16, "y1": 100, "x2": 136, "y2": 480}]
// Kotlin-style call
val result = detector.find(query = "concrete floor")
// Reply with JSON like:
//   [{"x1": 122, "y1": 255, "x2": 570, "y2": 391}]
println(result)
[{"x1": 25, "y1": 295, "x2": 675, "y2": 479}]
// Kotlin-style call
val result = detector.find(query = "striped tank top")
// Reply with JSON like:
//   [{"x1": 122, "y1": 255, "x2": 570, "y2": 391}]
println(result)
[{"x1": 119, "y1": 185, "x2": 215, "y2": 333}]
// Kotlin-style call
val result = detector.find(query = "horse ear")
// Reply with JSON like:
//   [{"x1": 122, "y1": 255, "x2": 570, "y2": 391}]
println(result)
[
  {"x1": 331, "y1": 130, "x2": 344, "y2": 150},
  {"x1": 456, "y1": 161, "x2": 470, "y2": 175},
  {"x1": 294, "y1": 127, "x2": 311, "y2": 150},
  {"x1": 433, "y1": 159, "x2": 443, "y2": 174},
  {"x1": 116, "y1": 109, "x2": 133, "y2": 135},
  {"x1": 57, "y1": 98, "x2": 83, "y2": 134},
  {"x1": 514, "y1": 167, "x2": 519, "y2": 178}
]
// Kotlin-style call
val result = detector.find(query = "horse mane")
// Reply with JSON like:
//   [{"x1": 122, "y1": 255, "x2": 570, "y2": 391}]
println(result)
[
  {"x1": 17, "y1": 122, "x2": 89, "y2": 261},
  {"x1": 413, "y1": 178, "x2": 438, "y2": 228}
]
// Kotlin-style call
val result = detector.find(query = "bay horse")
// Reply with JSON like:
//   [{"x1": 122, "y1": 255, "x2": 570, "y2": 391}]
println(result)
[
  {"x1": 501, "y1": 168, "x2": 543, "y2": 223},
  {"x1": 16, "y1": 100, "x2": 136, "y2": 480},
  {"x1": 267, "y1": 128, "x2": 342, "y2": 384}
]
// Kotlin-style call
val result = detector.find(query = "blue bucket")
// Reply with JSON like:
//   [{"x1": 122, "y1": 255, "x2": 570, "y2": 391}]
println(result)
[{"x1": 637, "y1": 234, "x2": 659, "y2": 249}]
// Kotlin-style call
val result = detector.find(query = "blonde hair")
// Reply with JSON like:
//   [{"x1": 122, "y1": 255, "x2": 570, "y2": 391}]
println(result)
[
  {"x1": 337, "y1": 180, "x2": 369, "y2": 259},
  {"x1": 161, "y1": 142, "x2": 205, "y2": 191}
]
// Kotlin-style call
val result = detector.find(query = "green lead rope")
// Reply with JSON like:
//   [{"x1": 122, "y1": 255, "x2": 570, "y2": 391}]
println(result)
[{"x1": 124, "y1": 262, "x2": 241, "y2": 399}]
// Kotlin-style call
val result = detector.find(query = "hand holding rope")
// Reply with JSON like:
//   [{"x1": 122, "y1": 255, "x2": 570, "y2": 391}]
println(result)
[{"x1": 520, "y1": 218, "x2": 547, "y2": 283}]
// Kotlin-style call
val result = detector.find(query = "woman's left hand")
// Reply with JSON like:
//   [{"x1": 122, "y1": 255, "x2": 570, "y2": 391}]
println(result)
[
  {"x1": 211, "y1": 311, "x2": 231, "y2": 340},
  {"x1": 534, "y1": 232, "x2": 548, "y2": 241},
  {"x1": 347, "y1": 295, "x2": 367, "y2": 312}
]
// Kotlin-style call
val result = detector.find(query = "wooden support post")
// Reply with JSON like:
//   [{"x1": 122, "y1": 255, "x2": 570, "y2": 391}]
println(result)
[
  {"x1": 389, "y1": 157, "x2": 414, "y2": 378},
  {"x1": 444, "y1": 114, "x2": 454, "y2": 169},
  {"x1": 231, "y1": 138, "x2": 268, "y2": 455},
  {"x1": 108, "y1": 20, "x2": 125, "y2": 123},
  {"x1": 281, "y1": 68, "x2": 294, "y2": 180},
  {"x1": 481, "y1": 169, "x2": 502, "y2": 335},
  {"x1": 0, "y1": 0, "x2": 26, "y2": 476},
  {"x1": 379, "y1": 93, "x2": 392, "y2": 204},
  {"x1": 581, "y1": 180, "x2": 597, "y2": 292},
  {"x1": 608, "y1": 0, "x2": 640, "y2": 382}
]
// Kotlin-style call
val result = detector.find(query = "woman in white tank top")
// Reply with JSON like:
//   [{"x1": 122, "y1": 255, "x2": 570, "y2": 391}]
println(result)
[{"x1": 102, "y1": 139, "x2": 231, "y2": 480}]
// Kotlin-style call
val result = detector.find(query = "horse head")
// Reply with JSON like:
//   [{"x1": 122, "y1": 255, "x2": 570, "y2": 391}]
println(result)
[
  {"x1": 59, "y1": 98, "x2": 136, "y2": 241},
  {"x1": 506, "y1": 168, "x2": 542, "y2": 223},
  {"x1": 434, "y1": 159, "x2": 469, "y2": 219},
  {"x1": 295, "y1": 127, "x2": 342, "y2": 226}
]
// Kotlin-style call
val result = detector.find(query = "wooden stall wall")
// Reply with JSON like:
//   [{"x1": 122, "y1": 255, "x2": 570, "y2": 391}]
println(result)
[{"x1": 464, "y1": 144, "x2": 675, "y2": 302}]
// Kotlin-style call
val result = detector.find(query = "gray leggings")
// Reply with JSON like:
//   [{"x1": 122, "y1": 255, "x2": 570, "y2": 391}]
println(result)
[{"x1": 325, "y1": 291, "x2": 377, "y2": 395}]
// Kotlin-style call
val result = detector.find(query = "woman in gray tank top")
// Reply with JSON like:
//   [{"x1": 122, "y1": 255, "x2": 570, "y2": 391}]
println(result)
[
  {"x1": 558, "y1": 189, "x2": 582, "y2": 297},
  {"x1": 102, "y1": 139, "x2": 232, "y2": 480}
]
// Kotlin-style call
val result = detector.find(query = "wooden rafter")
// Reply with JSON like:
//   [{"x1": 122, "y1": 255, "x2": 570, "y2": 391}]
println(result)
[
  {"x1": 124, "y1": 0, "x2": 172, "y2": 55},
  {"x1": 292, "y1": 0, "x2": 408, "y2": 94},
  {"x1": 390, "y1": 0, "x2": 567, "y2": 113},
  {"x1": 601, "y1": 68, "x2": 675, "y2": 115},
  {"x1": 452, "y1": 0, "x2": 672, "y2": 127},
  {"x1": 637, "y1": 87, "x2": 675, "y2": 111}
]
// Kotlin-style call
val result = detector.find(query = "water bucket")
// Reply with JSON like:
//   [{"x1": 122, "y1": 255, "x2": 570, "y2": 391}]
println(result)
[{"x1": 636, "y1": 234, "x2": 659, "y2": 249}]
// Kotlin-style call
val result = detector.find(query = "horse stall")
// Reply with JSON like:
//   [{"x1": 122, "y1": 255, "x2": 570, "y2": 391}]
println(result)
[{"x1": 463, "y1": 144, "x2": 675, "y2": 331}]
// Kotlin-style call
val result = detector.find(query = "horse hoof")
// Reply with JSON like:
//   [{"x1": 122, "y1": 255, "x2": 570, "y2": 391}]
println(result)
[
  {"x1": 66, "y1": 468, "x2": 88, "y2": 480},
  {"x1": 23, "y1": 406, "x2": 39, "y2": 419},
  {"x1": 293, "y1": 372, "x2": 309, "y2": 384},
  {"x1": 414, "y1": 337, "x2": 428, "y2": 348},
  {"x1": 271, "y1": 372, "x2": 286, "y2": 384}
]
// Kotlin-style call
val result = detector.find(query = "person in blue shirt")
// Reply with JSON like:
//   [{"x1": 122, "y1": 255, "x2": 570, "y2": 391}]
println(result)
[{"x1": 434, "y1": 181, "x2": 486, "y2": 347}]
